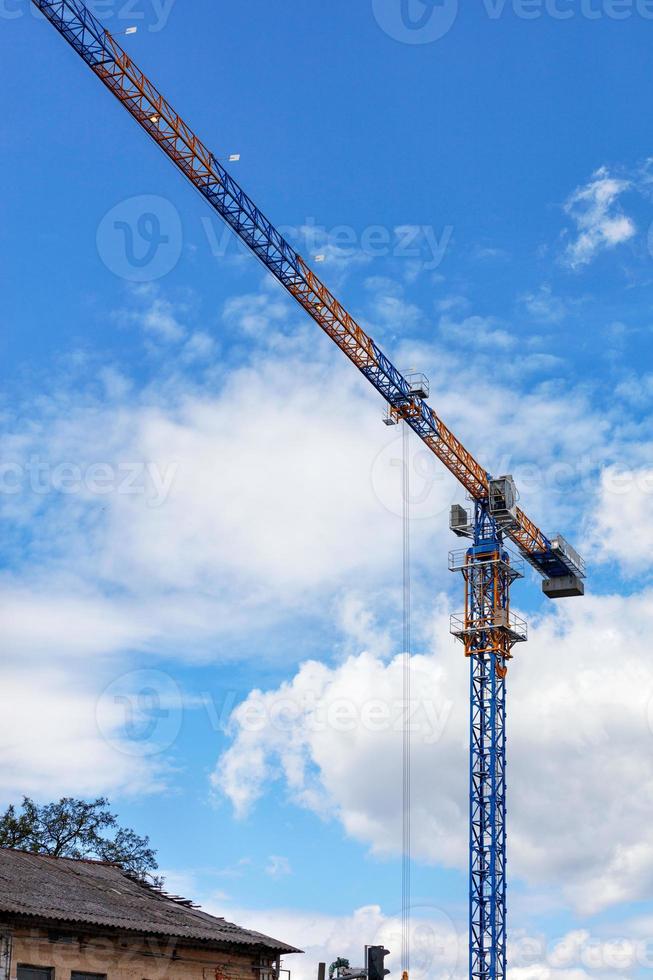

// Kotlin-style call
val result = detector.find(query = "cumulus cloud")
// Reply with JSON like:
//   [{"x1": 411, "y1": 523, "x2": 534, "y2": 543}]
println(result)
[
  {"x1": 0, "y1": 284, "x2": 642, "y2": 808},
  {"x1": 0, "y1": 583, "x2": 179, "y2": 801},
  {"x1": 265, "y1": 855, "x2": 292, "y2": 879},
  {"x1": 213, "y1": 589, "x2": 653, "y2": 914},
  {"x1": 181, "y1": 331, "x2": 218, "y2": 363},
  {"x1": 0, "y1": 298, "x2": 446, "y2": 797},
  {"x1": 196, "y1": 901, "x2": 649, "y2": 980},
  {"x1": 615, "y1": 373, "x2": 653, "y2": 409},
  {"x1": 0, "y1": 587, "x2": 153, "y2": 662},
  {"x1": 0, "y1": 352, "x2": 418, "y2": 623},
  {"x1": 369, "y1": 292, "x2": 423, "y2": 331},
  {"x1": 5, "y1": 303, "x2": 613, "y2": 659},
  {"x1": 116, "y1": 286, "x2": 189, "y2": 343},
  {"x1": 586, "y1": 466, "x2": 653, "y2": 574},
  {"x1": 3, "y1": 278, "x2": 631, "y2": 610},
  {"x1": 439, "y1": 314, "x2": 516, "y2": 350},
  {"x1": 204, "y1": 901, "x2": 460, "y2": 980},
  {"x1": 520, "y1": 285, "x2": 568, "y2": 324},
  {"x1": 223, "y1": 287, "x2": 292, "y2": 337},
  {"x1": 563, "y1": 168, "x2": 636, "y2": 270},
  {"x1": 0, "y1": 662, "x2": 167, "y2": 802}
]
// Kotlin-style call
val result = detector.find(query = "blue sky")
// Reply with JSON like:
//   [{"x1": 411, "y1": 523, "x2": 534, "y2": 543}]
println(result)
[{"x1": 2, "y1": 1, "x2": 653, "y2": 978}]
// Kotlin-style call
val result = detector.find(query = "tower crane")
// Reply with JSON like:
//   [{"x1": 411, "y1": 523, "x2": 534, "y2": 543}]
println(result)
[{"x1": 30, "y1": 4, "x2": 587, "y2": 980}]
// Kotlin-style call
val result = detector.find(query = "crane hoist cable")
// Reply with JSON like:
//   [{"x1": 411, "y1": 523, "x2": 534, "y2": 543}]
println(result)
[{"x1": 401, "y1": 421, "x2": 412, "y2": 979}]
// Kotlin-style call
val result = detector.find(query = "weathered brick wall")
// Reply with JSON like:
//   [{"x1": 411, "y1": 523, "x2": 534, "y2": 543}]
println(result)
[{"x1": 8, "y1": 926, "x2": 277, "y2": 980}]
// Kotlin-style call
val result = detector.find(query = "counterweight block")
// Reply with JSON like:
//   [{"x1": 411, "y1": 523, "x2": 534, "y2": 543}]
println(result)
[{"x1": 542, "y1": 575, "x2": 585, "y2": 599}]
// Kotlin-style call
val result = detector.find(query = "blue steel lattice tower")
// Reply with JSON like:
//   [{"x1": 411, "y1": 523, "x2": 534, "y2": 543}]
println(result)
[{"x1": 450, "y1": 484, "x2": 528, "y2": 980}]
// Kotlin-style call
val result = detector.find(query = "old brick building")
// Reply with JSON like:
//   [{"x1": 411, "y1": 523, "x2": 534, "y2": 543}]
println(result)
[{"x1": 0, "y1": 850, "x2": 299, "y2": 980}]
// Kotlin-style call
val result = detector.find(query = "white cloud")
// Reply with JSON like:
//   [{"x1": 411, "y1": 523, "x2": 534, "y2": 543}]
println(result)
[
  {"x1": 510, "y1": 926, "x2": 653, "y2": 979},
  {"x1": 586, "y1": 465, "x2": 653, "y2": 574},
  {"x1": 0, "y1": 566, "x2": 235, "y2": 800},
  {"x1": 97, "y1": 357, "x2": 423, "y2": 600},
  {"x1": 472, "y1": 245, "x2": 510, "y2": 262},
  {"x1": 140, "y1": 298, "x2": 187, "y2": 342},
  {"x1": 520, "y1": 285, "x2": 568, "y2": 324},
  {"x1": 0, "y1": 353, "x2": 415, "y2": 612},
  {"x1": 615, "y1": 373, "x2": 653, "y2": 408},
  {"x1": 181, "y1": 331, "x2": 217, "y2": 363},
  {"x1": 439, "y1": 315, "x2": 515, "y2": 350},
  {"x1": 265, "y1": 855, "x2": 292, "y2": 879},
  {"x1": 213, "y1": 589, "x2": 653, "y2": 914},
  {"x1": 0, "y1": 292, "x2": 630, "y2": 662},
  {"x1": 223, "y1": 287, "x2": 291, "y2": 337},
  {"x1": 435, "y1": 295, "x2": 470, "y2": 314},
  {"x1": 563, "y1": 168, "x2": 636, "y2": 270},
  {"x1": 0, "y1": 582, "x2": 182, "y2": 801},
  {"x1": 519, "y1": 352, "x2": 564, "y2": 373},
  {"x1": 194, "y1": 899, "x2": 649, "y2": 980},
  {"x1": 204, "y1": 901, "x2": 460, "y2": 980},
  {"x1": 0, "y1": 284, "x2": 641, "y2": 806},
  {"x1": 0, "y1": 664, "x2": 165, "y2": 802},
  {"x1": 0, "y1": 314, "x2": 448, "y2": 796},
  {"x1": 0, "y1": 587, "x2": 153, "y2": 662},
  {"x1": 370, "y1": 293, "x2": 423, "y2": 331},
  {"x1": 116, "y1": 288, "x2": 188, "y2": 343}
]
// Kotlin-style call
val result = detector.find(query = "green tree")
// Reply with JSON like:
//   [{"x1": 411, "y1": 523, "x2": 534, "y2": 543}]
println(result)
[{"x1": 0, "y1": 797, "x2": 161, "y2": 884}]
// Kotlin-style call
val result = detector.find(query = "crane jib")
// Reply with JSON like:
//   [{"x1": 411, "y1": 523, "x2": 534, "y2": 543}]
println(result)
[{"x1": 32, "y1": 0, "x2": 580, "y2": 580}]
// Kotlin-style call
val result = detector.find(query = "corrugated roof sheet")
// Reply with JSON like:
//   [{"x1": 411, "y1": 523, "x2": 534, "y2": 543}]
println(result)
[{"x1": 0, "y1": 849, "x2": 299, "y2": 954}]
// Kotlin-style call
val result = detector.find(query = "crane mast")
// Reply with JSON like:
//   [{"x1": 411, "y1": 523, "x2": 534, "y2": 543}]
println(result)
[
  {"x1": 30, "y1": 5, "x2": 587, "y2": 979},
  {"x1": 450, "y1": 501, "x2": 525, "y2": 980}
]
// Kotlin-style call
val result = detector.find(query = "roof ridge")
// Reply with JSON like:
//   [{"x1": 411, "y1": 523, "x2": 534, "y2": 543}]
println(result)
[{"x1": 0, "y1": 847, "x2": 118, "y2": 867}]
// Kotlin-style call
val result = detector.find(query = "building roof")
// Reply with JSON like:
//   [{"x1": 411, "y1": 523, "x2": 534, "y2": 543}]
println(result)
[{"x1": 0, "y1": 849, "x2": 299, "y2": 955}]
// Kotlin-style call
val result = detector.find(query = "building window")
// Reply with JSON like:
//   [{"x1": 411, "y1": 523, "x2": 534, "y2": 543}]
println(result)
[
  {"x1": 17, "y1": 966, "x2": 54, "y2": 980},
  {"x1": 71, "y1": 974, "x2": 107, "y2": 980}
]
